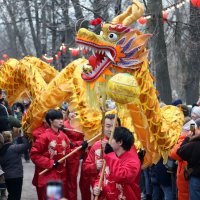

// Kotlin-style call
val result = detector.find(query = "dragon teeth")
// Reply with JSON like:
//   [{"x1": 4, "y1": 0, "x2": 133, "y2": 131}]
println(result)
[{"x1": 105, "y1": 51, "x2": 114, "y2": 62}]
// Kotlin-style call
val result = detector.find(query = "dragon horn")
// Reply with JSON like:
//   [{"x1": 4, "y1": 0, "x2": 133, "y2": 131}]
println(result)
[{"x1": 111, "y1": 0, "x2": 144, "y2": 26}]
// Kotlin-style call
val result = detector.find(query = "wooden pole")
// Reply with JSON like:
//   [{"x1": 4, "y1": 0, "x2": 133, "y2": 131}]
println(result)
[
  {"x1": 94, "y1": 160, "x2": 106, "y2": 200},
  {"x1": 100, "y1": 95, "x2": 106, "y2": 159},
  {"x1": 39, "y1": 132, "x2": 101, "y2": 175},
  {"x1": 63, "y1": 127, "x2": 84, "y2": 134}
]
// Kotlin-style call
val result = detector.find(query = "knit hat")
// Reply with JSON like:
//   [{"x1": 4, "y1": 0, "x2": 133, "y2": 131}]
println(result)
[
  {"x1": 191, "y1": 106, "x2": 200, "y2": 118},
  {"x1": 172, "y1": 99, "x2": 182, "y2": 106}
]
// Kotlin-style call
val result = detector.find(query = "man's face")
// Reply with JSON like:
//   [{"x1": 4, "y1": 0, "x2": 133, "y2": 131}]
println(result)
[
  {"x1": 68, "y1": 112, "x2": 76, "y2": 121},
  {"x1": 104, "y1": 118, "x2": 118, "y2": 138},
  {"x1": 50, "y1": 118, "x2": 64, "y2": 130}
]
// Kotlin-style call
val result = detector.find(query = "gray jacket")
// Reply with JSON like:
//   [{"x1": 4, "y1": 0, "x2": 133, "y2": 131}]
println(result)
[{"x1": 0, "y1": 136, "x2": 29, "y2": 179}]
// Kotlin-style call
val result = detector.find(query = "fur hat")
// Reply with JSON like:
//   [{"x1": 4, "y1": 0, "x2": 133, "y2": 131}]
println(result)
[
  {"x1": 2, "y1": 131, "x2": 12, "y2": 143},
  {"x1": 0, "y1": 134, "x2": 4, "y2": 149},
  {"x1": 178, "y1": 104, "x2": 190, "y2": 117}
]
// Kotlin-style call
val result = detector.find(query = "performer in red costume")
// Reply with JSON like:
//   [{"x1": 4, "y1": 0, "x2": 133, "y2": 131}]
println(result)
[
  {"x1": 61, "y1": 104, "x2": 88, "y2": 200},
  {"x1": 82, "y1": 114, "x2": 121, "y2": 196},
  {"x1": 30, "y1": 109, "x2": 71, "y2": 200},
  {"x1": 93, "y1": 127, "x2": 141, "y2": 200}
]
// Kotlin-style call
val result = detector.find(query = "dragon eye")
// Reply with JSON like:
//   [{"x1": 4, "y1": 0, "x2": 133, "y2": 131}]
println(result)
[{"x1": 108, "y1": 33, "x2": 118, "y2": 41}]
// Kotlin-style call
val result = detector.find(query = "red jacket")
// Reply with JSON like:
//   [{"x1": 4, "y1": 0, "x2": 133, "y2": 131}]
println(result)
[
  {"x1": 64, "y1": 120, "x2": 84, "y2": 142},
  {"x1": 32, "y1": 123, "x2": 49, "y2": 141},
  {"x1": 95, "y1": 146, "x2": 141, "y2": 200},
  {"x1": 30, "y1": 128, "x2": 71, "y2": 187},
  {"x1": 170, "y1": 132, "x2": 189, "y2": 200},
  {"x1": 83, "y1": 138, "x2": 108, "y2": 186}
]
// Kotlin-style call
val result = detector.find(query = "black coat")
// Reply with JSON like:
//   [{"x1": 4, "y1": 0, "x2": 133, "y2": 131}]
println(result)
[{"x1": 177, "y1": 136, "x2": 200, "y2": 178}]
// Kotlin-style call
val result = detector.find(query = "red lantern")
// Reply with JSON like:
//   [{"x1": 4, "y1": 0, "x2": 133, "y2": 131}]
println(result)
[
  {"x1": 162, "y1": 11, "x2": 168, "y2": 22},
  {"x1": 138, "y1": 17, "x2": 147, "y2": 25},
  {"x1": 71, "y1": 49, "x2": 79, "y2": 57},
  {"x1": 46, "y1": 58, "x2": 53, "y2": 63},
  {"x1": 2, "y1": 54, "x2": 9, "y2": 60},
  {"x1": 57, "y1": 51, "x2": 61, "y2": 56},
  {"x1": 0, "y1": 60, "x2": 4, "y2": 65},
  {"x1": 62, "y1": 46, "x2": 67, "y2": 53},
  {"x1": 191, "y1": 0, "x2": 200, "y2": 8}
]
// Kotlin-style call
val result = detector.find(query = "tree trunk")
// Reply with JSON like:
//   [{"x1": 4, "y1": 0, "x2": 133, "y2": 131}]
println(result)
[
  {"x1": 3, "y1": 17, "x2": 18, "y2": 58},
  {"x1": 147, "y1": 0, "x2": 172, "y2": 104},
  {"x1": 41, "y1": 0, "x2": 47, "y2": 55},
  {"x1": 34, "y1": 0, "x2": 42, "y2": 55},
  {"x1": 60, "y1": 0, "x2": 73, "y2": 67},
  {"x1": 24, "y1": 0, "x2": 41, "y2": 57},
  {"x1": 174, "y1": 0, "x2": 188, "y2": 101},
  {"x1": 185, "y1": 4, "x2": 200, "y2": 104},
  {"x1": 115, "y1": 0, "x2": 122, "y2": 15},
  {"x1": 3, "y1": 0, "x2": 28, "y2": 56},
  {"x1": 51, "y1": 0, "x2": 57, "y2": 54},
  {"x1": 71, "y1": 0, "x2": 88, "y2": 30}
]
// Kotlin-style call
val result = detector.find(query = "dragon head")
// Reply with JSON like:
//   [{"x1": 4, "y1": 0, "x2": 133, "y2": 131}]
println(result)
[{"x1": 76, "y1": 0, "x2": 151, "y2": 82}]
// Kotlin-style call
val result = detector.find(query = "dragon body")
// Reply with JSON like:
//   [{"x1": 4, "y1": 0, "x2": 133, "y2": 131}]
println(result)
[{"x1": 0, "y1": 0, "x2": 183, "y2": 165}]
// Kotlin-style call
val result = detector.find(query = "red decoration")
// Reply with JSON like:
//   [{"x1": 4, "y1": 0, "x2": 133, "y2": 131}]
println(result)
[
  {"x1": 71, "y1": 49, "x2": 79, "y2": 57},
  {"x1": 61, "y1": 46, "x2": 67, "y2": 53},
  {"x1": 191, "y1": 0, "x2": 200, "y2": 8},
  {"x1": 2, "y1": 54, "x2": 9, "y2": 60},
  {"x1": 0, "y1": 60, "x2": 4, "y2": 65},
  {"x1": 162, "y1": 11, "x2": 168, "y2": 22},
  {"x1": 89, "y1": 18, "x2": 102, "y2": 26},
  {"x1": 138, "y1": 17, "x2": 147, "y2": 25},
  {"x1": 42, "y1": 55, "x2": 53, "y2": 63},
  {"x1": 57, "y1": 51, "x2": 61, "y2": 56}
]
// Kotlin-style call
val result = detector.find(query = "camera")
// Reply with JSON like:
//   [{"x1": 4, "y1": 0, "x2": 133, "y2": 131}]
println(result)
[
  {"x1": 190, "y1": 123, "x2": 195, "y2": 136},
  {"x1": 46, "y1": 180, "x2": 63, "y2": 200}
]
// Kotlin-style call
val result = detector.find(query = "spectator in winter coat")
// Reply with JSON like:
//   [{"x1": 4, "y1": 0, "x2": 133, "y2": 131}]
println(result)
[
  {"x1": 0, "y1": 131, "x2": 29, "y2": 200},
  {"x1": 170, "y1": 104, "x2": 195, "y2": 200},
  {"x1": 177, "y1": 119, "x2": 200, "y2": 200}
]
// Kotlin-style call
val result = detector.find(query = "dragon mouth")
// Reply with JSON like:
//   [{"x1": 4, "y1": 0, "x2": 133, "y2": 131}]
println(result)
[{"x1": 76, "y1": 39, "x2": 116, "y2": 82}]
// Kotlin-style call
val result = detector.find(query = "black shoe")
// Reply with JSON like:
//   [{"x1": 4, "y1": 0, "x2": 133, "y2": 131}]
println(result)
[{"x1": 146, "y1": 194, "x2": 152, "y2": 200}]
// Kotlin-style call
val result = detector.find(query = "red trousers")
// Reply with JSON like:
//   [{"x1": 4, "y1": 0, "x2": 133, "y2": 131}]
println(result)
[
  {"x1": 66, "y1": 158, "x2": 80, "y2": 200},
  {"x1": 79, "y1": 162, "x2": 92, "y2": 200}
]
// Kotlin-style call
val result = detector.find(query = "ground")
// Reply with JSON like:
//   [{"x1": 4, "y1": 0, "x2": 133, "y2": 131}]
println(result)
[{"x1": 21, "y1": 160, "x2": 82, "y2": 200}]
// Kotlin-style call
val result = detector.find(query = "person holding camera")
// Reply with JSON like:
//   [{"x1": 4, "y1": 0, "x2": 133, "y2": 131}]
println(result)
[
  {"x1": 30, "y1": 109, "x2": 71, "y2": 200},
  {"x1": 177, "y1": 119, "x2": 200, "y2": 200},
  {"x1": 170, "y1": 104, "x2": 194, "y2": 200}
]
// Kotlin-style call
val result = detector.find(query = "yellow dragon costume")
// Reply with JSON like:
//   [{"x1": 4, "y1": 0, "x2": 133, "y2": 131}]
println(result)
[{"x1": 0, "y1": 0, "x2": 183, "y2": 166}]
